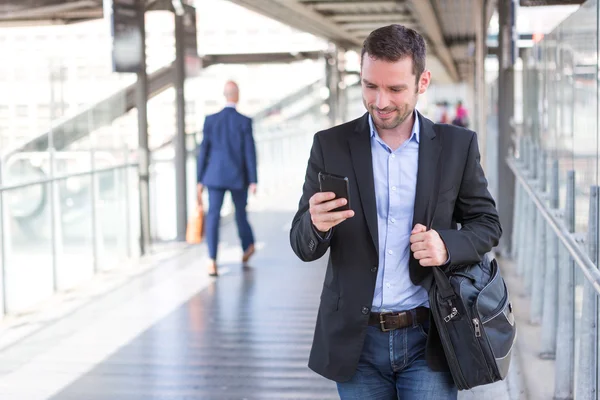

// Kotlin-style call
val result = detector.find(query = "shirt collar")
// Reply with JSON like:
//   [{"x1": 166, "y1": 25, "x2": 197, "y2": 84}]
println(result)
[
  {"x1": 225, "y1": 102, "x2": 237, "y2": 108},
  {"x1": 368, "y1": 110, "x2": 420, "y2": 144}
]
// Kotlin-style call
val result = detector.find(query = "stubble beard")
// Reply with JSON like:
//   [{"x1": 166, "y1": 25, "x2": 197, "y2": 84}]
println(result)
[{"x1": 366, "y1": 103, "x2": 414, "y2": 131}]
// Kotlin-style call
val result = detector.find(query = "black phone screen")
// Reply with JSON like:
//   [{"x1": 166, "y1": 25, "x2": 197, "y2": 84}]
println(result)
[{"x1": 318, "y1": 172, "x2": 350, "y2": 212}]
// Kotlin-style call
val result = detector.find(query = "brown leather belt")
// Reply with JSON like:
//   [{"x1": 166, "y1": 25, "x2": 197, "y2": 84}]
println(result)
[{"x1": 369, "y1": 307, "x2": 430, "y2": 332}]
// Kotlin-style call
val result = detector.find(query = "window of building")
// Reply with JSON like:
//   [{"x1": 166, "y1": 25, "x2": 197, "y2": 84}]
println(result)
[{"x1": 16, "y1": 105, "x2": 29, "y2": 118}]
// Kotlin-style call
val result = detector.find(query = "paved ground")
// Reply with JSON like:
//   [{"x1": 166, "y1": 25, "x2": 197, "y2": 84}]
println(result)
[{"x1": 0, "y1": 184, "x2": 519, "y2": 399}]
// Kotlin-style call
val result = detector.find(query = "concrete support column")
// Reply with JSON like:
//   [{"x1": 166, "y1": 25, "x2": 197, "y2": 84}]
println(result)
[
  {"x1": 136, "y1": 0, "x2": 151, "y2": 254},
  {"x1": 475, "y1": 0, "x2": 486, "y2": 160},
  {"x1": 174, "y1": 7, "x2": 188, "y2": 241},
  {"x1": 497, "y1": 0, "x2": 517, "y2": 255},
  {"x1": 325, "y1": 44, "x2": 345, "y2": 126}
]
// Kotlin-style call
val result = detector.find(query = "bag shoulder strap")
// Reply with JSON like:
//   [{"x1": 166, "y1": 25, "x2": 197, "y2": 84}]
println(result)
[{"x1": 427, "y1": 124, "x2": 455, "y2": 300}]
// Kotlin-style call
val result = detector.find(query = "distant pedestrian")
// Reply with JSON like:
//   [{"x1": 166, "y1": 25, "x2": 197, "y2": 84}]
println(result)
[
  {"x1": 196, "y1": 81, "x2": 257, "y2": 276},
  {"x1": 435, "y1": 101, "x2": 449, "y2": 124},
  {"x1": 452, "y1": 100, "x2": 469, "y2": 127}
]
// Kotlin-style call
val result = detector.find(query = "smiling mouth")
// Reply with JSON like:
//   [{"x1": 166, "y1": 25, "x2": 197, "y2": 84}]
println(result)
[{"x1": 375, "y1": 109, "x2": 395, "y2": 118}]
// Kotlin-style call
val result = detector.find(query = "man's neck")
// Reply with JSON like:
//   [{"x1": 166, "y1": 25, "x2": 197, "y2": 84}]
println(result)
[{"x1": 377, "y1": 112, "x2": 415, "y2": 150}]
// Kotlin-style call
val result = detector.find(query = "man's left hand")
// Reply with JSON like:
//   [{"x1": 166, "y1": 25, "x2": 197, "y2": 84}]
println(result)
[
  {"x1": 409, "y1": 223, "x2": 448, "y2": 267},
  {"x1": 249, "y1": 183, "x2": 257, "y2": 195}
]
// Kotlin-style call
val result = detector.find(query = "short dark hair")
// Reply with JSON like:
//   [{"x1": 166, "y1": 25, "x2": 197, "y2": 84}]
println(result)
[{"x1": 361, "y1": 24, "x2": 426, "y2": 80}]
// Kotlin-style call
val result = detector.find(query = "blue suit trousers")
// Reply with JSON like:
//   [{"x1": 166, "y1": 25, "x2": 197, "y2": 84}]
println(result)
[{"x1": 206, "y1": 188, "x2": 255, "y2": 260}]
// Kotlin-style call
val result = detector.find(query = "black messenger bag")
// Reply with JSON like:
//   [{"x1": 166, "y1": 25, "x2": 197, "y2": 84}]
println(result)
[{"x1": 429, "y1": 254, "x2": 517, "y2": 390}]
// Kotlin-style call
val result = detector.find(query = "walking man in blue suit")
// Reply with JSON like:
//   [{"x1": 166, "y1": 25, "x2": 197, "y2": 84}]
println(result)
[{"x1": 196, "y1": 81, "x2": 257, "y2": 276}]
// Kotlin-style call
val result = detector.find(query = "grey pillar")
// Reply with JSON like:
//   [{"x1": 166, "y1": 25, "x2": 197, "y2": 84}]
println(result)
[
  {"x1": 174, "y1": 8, "x2": 188, "y2": 241},
  {"x1": 137, "y1": 1, "x2": 151, "y2": 255},
  {"x1": 497, "y1": 0, "x2": 516, "y2": 255},
  {"x1": 475, "y1": 0, "x2": 486, "y2": 147},
  {"x1": 554, "y1": 170, "x2": 575, "y2": 398},
  {"x1": 337, "y1": 48, "x2": 347, "y2": 124},
  {"x1": 325, "y1": 46, "x2": 341, "y2": 127}
]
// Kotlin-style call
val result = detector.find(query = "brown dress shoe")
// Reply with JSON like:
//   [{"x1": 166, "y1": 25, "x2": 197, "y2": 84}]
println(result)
[
  {"x1": 207, "y1": 260, "x2": 218, "y2": 277},
  {"x1": 242, "y1": 244, "x2": 255, "y2": 265}
]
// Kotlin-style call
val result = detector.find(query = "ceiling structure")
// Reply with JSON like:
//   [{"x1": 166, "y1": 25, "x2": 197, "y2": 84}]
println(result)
[
  {"x1": 0, "y1": 0, "x2": 498, "y2": 83},
  {"x1": 226, "y1": 0, "x2": 498, "y2": 83}
]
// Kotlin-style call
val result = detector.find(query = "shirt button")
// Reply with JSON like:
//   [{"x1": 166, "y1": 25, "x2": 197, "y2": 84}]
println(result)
[
  {"x1": 386, "y1": 283, "x2": 391, "y2": 288},
  {"x1": 391, "y1": 154, "x2": 396, "y2": 159},
  {"x1": 392, "y1": 186, "x2": 397, "y2": 191},
  {"x1": 390, "y1": 218, "x2": 396, "y2": 223},
  {"x1": 388, "y1": 249, "x2": 393, "y2": 255},
  {"x1": 371, "y1": 266, "x2": 378, "y2": 272},
  {"x1": 361, "y1": 306, "x2": 370, "y2": 315}
]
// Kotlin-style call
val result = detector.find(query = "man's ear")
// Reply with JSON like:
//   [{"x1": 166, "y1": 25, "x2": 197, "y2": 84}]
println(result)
[{"x1": 418, "y1": 70, "x2": 431, "y2": 94}]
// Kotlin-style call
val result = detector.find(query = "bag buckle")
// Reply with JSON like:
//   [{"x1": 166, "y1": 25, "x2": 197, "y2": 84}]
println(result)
[{"x1": 379, "y1": 312, "x2": 393, "y2": 332}]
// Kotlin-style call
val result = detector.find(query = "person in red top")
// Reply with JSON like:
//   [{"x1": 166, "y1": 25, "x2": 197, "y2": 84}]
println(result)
[{"x1": 452, "y1": 101, "x2": 469, "y2": 127}]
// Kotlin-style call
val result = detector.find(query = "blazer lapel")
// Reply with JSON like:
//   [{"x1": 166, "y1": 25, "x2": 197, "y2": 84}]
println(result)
[
  {"x1": 348, "y1": 113, "x2": 379, "y2": 253},
  {"x1": 412, "y1": 112, "x2": 442, "y2": 231}
]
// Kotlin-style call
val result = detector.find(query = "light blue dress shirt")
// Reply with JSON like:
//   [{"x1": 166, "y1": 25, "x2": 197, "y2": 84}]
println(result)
[{"x1": 369, "y1": 113, "x2": 430, "y2": 312}]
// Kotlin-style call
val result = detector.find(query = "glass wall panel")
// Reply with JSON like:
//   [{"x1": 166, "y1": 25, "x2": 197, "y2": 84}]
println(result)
[
  {"x1": 522, "y1": 1, "x2": 598, "y2": 390},
  {"x1": 0, "y1": 17, "x2": 140, "y2": 313}
]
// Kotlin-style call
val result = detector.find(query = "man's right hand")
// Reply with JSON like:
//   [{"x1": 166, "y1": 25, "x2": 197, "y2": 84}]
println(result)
[
  {"x1": 309, "y1": 192, "x2": 355, "y2": 233},
  {"x1": 197, "y1": 183, "x2": 203, "y2": 206}
]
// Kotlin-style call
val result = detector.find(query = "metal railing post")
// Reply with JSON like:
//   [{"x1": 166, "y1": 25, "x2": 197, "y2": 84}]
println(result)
[
  {"x1": 525, "y1": 142, "x2": 539, "y2": 294},
  {"x1": 49, "y1": 146, "x2": 63, "y2": 292},
  {"x1": 511, "y1": 179, "x2": 522, "y2": 260},
  {"x1": 575, "y1": 185, "x2": 599, "y2": 399},
  {"x1": 539, "y1": 161, "x2": 559, "y2": 356},
  {"x1": 521, "y1": 183, "x2": 535, "y2": 280},
  {"x1": 530, "y1": 202, "x2": 546, "y2": 322},
  {"x1": 123, "y1": 146, "x2": 132, "y2": 258},
  {"x1": 530, "y1": 148, "x2": 548, "y2": 323},
  {"x1": 554, "y1": 170, "x2": 575, "y2": 398}
]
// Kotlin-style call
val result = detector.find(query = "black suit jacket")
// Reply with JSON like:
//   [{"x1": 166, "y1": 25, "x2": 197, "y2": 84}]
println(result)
[{"x1": 289, "y1": 112, "x2": 502, "y2": 382}]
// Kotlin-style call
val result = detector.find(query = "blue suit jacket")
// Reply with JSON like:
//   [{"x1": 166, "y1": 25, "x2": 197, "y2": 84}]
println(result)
[{"x1": 196, "y1": 107, "x2": 257, "y2": 190}]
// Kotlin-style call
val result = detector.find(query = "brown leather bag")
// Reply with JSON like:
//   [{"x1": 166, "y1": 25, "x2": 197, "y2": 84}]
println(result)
[{"x1": 186, "y1": 205, "x2": 205, "y2": 244}]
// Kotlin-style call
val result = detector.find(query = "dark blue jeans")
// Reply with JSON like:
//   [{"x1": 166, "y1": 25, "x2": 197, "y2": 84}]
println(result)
[
  {"x1": 337, "y1": 316, "x2": 457, "y2": 400},
  {"x1": 206, "y1": 188, "x2": 254, "y2": 260}
]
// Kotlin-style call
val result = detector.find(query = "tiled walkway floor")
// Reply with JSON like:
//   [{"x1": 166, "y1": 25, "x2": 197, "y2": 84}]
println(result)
[{"x1": 0, "y1": 185, "x2": 516, "y2": 399}]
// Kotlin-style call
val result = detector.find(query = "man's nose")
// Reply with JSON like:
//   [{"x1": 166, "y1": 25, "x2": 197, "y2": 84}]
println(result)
[{"x1": 375, "y1": 92, "x2": 389, "y2": 110}]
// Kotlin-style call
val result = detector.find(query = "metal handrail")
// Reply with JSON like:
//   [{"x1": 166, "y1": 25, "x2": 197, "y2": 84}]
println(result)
[
  {"x1": 0, "y1": 163, "x2": 138, "y2": 192},
  {"x1": 507, "y1": 156, "x2": 600, "y2": 294}
]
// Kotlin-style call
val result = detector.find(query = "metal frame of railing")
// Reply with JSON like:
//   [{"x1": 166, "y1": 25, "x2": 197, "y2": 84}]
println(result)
[
  {"x1": 508, "y1": 136, "x2": 599, "y2": 399},
  {"x1": 0, "y1": 161, "x2": 138, "y2": 315}
]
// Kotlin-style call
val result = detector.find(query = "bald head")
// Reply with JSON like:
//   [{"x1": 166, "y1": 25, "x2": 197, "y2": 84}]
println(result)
[{"x1": 224, "y1": 81, "x2": 239, "y2": 103}]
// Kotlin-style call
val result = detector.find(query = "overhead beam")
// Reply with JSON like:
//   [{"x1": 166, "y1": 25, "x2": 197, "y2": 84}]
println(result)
[
  {"x1": 342, "y1": 21, "x2": 407, "y2": 30},
  {"x1": 311, "y1": 1, "x2": 402, "y2": 12},
  {"x1": 0, "y1": 0, "x2": 97, "y2": 20},
  {"x1": 405, "y1": 0, "x2": 460, "y2": 82},
  {"x1": 226, "y1": 0, "x2": 361, "y2": 47},
  {"x1": 202, "y1": 51, "x2": 323, "y2": 67},
  {"x1": 330, "y1": 13, "x2": 410, "y2": 22},
  {"x1": 485, "y1": 0, "x2": 497, "y2": 28}
]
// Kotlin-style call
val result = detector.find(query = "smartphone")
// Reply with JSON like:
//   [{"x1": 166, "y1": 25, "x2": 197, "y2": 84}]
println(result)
[{"x1": 318, "y1": 172, "x2": 351, "y2": 212}]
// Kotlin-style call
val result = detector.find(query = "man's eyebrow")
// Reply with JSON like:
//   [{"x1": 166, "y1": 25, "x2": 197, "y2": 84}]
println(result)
[
  {"x1": 389, "y1": 84, "x2": 408, "y2": 90},
  {"x1": 362, "y1": 79, "x2": 375, "y2": 85}
]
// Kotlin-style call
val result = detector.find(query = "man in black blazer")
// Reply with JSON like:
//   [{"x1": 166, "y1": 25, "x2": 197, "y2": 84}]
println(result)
[{"x1": 290, "y1": 25, "x2": 501, "y2": 399}]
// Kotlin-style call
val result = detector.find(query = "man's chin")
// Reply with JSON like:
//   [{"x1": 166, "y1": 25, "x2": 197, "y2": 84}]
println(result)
[{"x1": 374, "y1": 116, "x2": 401, "y2": 130}]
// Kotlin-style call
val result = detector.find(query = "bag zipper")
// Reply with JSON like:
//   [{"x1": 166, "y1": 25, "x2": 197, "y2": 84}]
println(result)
[
  {"x1": 472, "y1": 313, "x2": 496, "y2": 380},
  {"x1": 431, "y1": 296, "x2": 469, "y2": 389},
  {"x1": 473, "y1": 318, "x2": 482, "y2": 337}
]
